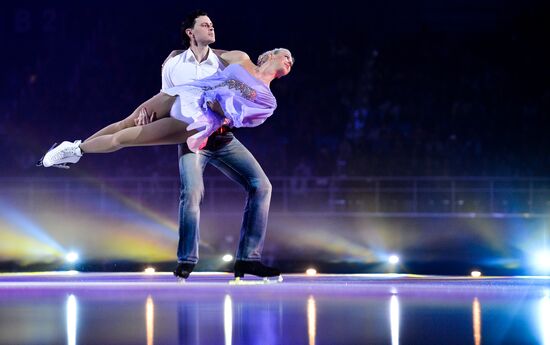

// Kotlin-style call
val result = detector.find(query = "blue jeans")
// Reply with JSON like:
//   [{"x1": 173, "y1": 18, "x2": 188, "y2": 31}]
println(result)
[{"x1": 176, "y1": 131, "x2": 272, "y2": 264}]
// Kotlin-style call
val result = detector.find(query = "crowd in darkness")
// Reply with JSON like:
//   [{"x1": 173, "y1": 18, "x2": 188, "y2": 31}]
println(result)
[{"x1": 1, "y1": 2, "x2": 548, "y2": 178}]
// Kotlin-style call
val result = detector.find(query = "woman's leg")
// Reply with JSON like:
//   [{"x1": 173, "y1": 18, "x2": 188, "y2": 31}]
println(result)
[
  {"x1": 79, "y1": 92, "x2": 198, "y2": 153},
  {"x1": 79, "y1": 117, "x2": 196, "y2": 153},
  {"x1": 84, "y1": 92, "x2": 175, "y2": 142}
]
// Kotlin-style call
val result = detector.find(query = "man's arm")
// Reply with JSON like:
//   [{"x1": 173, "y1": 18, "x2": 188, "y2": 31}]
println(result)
[
  {"x1": 212, "y1": 48, "x2": 228, "y2": 55},
  {"x1": 161, "y1": 49, "x2": 185, "y2": 91},
  {"x1": 136, "y1": 50, "x2": 183, "y2": 126},
  {"x1": 211, "y1": 49, "x2": 228, "y2": 66},
  {"x1": 217, "y1": 50, "x2": 250, "y2": 66}
]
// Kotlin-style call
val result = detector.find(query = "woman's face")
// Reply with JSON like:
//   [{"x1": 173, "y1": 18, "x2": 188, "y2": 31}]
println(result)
[{"x1": 273, "y1": 49, "x2": 294, "y2": 77}]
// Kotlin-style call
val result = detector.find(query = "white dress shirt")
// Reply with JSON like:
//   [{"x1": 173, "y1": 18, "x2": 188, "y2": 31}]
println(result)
[{"x1": 161, "y1": 47, "x2": 222, "y2": 92}]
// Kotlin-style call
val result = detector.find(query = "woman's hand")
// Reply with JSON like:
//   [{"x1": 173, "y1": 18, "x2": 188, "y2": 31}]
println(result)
[{"x1": 134, "y1": 107, "x2": 156, "y2": 126}]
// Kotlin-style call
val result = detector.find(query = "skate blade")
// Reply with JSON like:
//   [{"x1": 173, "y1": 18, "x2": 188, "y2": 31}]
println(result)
[
  {"x1": 229, "y1": 275, "x2": 283, "y2": 285},
  {"x1": 176, "y1": 277, "x2": 187, "y2": 283},
  {"x1": 52, "y1": 163, "x2": 71, "y2": 169}
]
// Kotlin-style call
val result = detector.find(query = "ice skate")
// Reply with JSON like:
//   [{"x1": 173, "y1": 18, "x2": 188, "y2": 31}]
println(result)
[
  {"x1": 39, "y1": 140, "x2": 83, "y2": 168},
  {"x1": 37, "y1": 142, "x2": 61, "y2": 167},
  {"x1": 173, "y1": 262, "x2": 195, "y2": 281},
  {"x1": 229, "y1": 275, "x2": 284, "y2": 285},
  {"x1": 229, "y1": 260, "x2": 283, "y2": 285}
]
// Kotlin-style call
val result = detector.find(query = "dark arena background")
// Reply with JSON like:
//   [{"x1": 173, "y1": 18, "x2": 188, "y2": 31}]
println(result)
[{"x1": 1, "y1": 1, "x2": 549, "y2": 344}]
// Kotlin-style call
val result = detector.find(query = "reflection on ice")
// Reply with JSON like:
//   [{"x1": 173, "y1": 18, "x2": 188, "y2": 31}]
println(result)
[
  {"x1": 390, "y1": 295, "x2": 400, "y2": 345},
  {"x1": 66, "y1": 294, "x2": 77, "y2": 345},
  {"x1": 472, "y1": 297, "x2": 481, "y2": 345},
  {"x1": 224, "y1": 294, "x2": 233, "y2": 345},
  {"x1": 146, "y1": 295, "x2": 154, "y2": 345},
  {"x1": 308, "y1": 295, "x2": 317, "y2": 345}
]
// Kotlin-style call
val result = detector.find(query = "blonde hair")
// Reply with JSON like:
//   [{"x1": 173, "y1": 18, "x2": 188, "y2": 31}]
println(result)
[{"x1": 257, "y1": 48, "x2": 293, "y2": 66}]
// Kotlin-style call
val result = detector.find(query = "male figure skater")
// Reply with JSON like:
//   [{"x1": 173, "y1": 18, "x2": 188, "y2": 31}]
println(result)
[{"x1": 154, "y1": 10, "x2": 280, "y2": 279}]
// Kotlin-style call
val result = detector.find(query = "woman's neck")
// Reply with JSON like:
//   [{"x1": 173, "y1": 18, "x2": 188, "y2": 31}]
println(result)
[{"x1": 254, "y1": 65, "x2": 277, "y2": 86}]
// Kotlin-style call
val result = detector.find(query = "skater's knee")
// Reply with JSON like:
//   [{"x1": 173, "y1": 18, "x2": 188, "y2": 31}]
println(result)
[
  {"x1": 118, "y1": 117, "x2": 135, "y2": 130},
  {"x1": 110, "y1": 134, "x2": 128, "y2": 150},
  {"x1": 181, "y1": 187, "x2": 204, "y2": 207},
  {"x1": 248, "y1": 178, "x2": 272, "y2": 196}
]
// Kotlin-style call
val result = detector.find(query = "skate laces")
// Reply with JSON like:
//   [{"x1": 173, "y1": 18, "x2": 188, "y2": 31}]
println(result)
[{"x1": 51, "y1": 146, "x2": 77, "y2": 161}]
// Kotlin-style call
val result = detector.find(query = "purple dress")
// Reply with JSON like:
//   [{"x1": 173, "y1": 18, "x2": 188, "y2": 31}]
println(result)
[{"x1": 164, "y1": 64, "x2": 277, "y2": 152}]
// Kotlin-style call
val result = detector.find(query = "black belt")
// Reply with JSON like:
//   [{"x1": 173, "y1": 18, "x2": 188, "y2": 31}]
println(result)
[{"x1": 213, "y1": 125, "x2": 232, "y2": 135}]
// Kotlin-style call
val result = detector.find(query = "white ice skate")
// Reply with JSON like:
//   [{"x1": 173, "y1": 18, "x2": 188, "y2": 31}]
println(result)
[{"x1": 38, "y1": 140, "x2": 83, "y2": 168}]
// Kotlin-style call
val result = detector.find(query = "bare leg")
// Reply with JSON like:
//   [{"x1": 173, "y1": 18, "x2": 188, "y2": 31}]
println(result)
[
  {"x1": 79, "y1": 92, "x2": 198, "y2": 153},
  {"x1": 84, "y1": 92, "x2": 175, "y2": 142},
  {"x1": 80, "y1": 117, "x2": 196, "y2": 153}
]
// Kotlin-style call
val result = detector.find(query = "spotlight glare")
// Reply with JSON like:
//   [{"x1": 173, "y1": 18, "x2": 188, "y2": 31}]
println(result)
[
  {"x1": 471, "y1": 270, "x2": 482, "y2": 278},
  {"x1": 222, "y1": 254, "x2": 234, "y2": 262},
  {"x1": 144, "y1": 267, "x2": 156, "y2": 274},
  {"x1": 534, "y1": 250, "x2": 550, "y2": 270},
  {"x1": 388, "y1": 255, "x2": 400, "y2": 265},
  {"x1": 65, "y1": 252, "x2": 79, "y2": 263},
  {"x1": 306, "y1": 268, "x2": 317, "y2": 276}
]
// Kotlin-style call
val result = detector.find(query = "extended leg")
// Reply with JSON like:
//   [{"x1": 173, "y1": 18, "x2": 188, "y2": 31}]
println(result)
[
  {"x1": 83, "y1": 93, "x2": 175, "y2": 142},
  {"x1": 210, "y1": 138, "x2": 272, "y2": 261},
  {"x1": 79, "y1": 117, "x2": 193, "y2": 153},
  {"x1": 208, "y1": 136, "x2": 280, "y2": 278},
  {"x1": 41, "y1": 92, "x2": 195, "y2": 166},
  {"x1": 40, "y1": 117, "x2": 194, "y2": 167}
]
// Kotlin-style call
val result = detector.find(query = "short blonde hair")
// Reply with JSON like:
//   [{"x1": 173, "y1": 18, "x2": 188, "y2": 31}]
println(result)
[{"x1": 257, "y1": 48, "x2": 294, "y2": 66}]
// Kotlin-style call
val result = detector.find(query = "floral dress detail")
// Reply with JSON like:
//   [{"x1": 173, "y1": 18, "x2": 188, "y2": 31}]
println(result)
[{"x1": 164, "y1": 64, "x2": 277, "y2": 152}]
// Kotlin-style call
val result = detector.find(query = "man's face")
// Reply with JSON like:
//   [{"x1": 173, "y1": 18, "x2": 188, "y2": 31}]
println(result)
[{"x1": 189, "y1": 15, "x2": 215, "y2": 46}]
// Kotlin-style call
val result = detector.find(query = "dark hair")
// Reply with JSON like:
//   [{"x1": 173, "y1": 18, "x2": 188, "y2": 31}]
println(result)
[{"x1": 180, "y1": 10, "x2": 208, "y2": 48}]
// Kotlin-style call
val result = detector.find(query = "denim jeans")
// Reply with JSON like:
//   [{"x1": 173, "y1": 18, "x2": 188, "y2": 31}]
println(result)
[{"x1": 176, "y1": 131, "x2": 272, "y2": 264}]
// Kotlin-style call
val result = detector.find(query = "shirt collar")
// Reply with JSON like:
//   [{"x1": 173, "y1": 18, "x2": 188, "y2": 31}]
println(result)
[{"x1": 184, "y1": 47, "x2": 217, "y2": 66}]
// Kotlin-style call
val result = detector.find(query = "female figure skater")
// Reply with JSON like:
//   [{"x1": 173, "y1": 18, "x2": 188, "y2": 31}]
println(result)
[{"x1": 39, "y1": 48, "x2": 294, "y2": 168}]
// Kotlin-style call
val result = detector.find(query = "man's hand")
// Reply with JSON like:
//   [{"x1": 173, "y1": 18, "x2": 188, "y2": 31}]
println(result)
[{"x1": 134, "y1": 107, "x2": 156, "y2": 126}]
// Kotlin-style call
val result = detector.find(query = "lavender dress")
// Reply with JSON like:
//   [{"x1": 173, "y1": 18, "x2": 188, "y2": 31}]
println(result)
[{"x1": 163, "y1": 64, "x2": 277, "y2": 152}]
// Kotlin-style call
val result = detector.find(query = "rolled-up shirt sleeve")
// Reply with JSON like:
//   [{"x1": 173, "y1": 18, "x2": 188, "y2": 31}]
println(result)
[{"x1": 161, "y1": 58, "x2": 175, "y2": 92}]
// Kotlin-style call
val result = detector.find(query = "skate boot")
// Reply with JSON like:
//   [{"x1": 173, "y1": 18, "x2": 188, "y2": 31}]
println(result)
[
  {"x1": 234, "y1": 260, "x2": 281, "y2": 278},
  {"x1": 39, "y1": 140, "x2": 83, "y2": 168},
  {"x1": 173, "y1": 262, "x2": 195, "y2": 280}
]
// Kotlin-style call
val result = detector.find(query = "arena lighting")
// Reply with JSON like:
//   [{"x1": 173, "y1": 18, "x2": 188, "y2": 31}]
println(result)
[
  {"x1": 471, "y1": 270, "x2": 482, "y2": 278},
  {"x1": 306, "y1": 268, "x2": 318, "y2": 276},
  {"x1": 144, "y1": 267, "x2": 156, "y2": 274},
  {"x1": 534, "y1": 250, "x2": 550, "y2": 270},
  {"x1": 222, "y1": 254, "x2": 234, "y2": 262},
  {"x1": 65, "y1": 252, "x2": 79, "y2": 263},
  {"x1": 388, "y1": 255, "x2": 400, "y2": 265}
]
